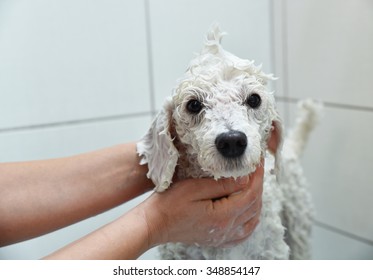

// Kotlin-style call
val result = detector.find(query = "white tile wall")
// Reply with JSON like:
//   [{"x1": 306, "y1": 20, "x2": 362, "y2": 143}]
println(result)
[
  {"x1": 285, "y1": 0, "x2": 373, "y2": 107},
  {"x1": 0, "y1": 116, "x2": 152, "y2": 162},
  {"x1": 274, "y1": 0, "x2": 373, "y2": 259},
  {"x1": 288, "y1": 104, "x2": 373, "y2": 242},
  {"x1": 312, "y1": 224, "x2": 373, "y2": 260},
  {"x1": 0, "y1": 0, "x2": 150, "y2": 129}
]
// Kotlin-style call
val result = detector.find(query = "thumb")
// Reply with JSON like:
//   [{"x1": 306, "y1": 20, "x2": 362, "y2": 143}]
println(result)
[
  {"x1": 250, "y1": 159, "x2": 265, "y2": 182},
  {"x1": 187, "y1": 177, "x2": 249, "y2": 201}
]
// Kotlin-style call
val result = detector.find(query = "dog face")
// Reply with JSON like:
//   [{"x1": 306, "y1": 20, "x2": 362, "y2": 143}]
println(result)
[{"x1": 137, "y1": 25, "x2": 282, "y2": 192}]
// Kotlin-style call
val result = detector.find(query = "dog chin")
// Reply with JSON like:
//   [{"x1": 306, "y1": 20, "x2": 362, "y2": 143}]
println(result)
[{"x1": 202, "y1": 159, "x2": 258, "y2": 180}]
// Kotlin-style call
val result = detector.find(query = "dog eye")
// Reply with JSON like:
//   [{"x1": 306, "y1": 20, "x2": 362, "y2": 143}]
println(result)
[
  {"x1": 246, "y1": 93, "x2": 261, "y2": 109},
  {"x1": 186, "y1": 99, "x2": 203, "y2": 114}
]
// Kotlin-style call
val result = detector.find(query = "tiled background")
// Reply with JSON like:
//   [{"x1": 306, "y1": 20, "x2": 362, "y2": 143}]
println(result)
[{"x1": 0, "y1": 0, "x2": 372, "y2": 259}]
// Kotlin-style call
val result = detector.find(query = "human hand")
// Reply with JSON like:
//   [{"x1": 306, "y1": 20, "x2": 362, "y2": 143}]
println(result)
[{"x1": 138, "y1": 162, "x2": 264, "y2": 248}]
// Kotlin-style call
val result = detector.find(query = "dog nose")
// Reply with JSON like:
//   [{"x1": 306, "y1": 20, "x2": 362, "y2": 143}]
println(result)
[{"x1": 215, "y1": 131, "x2": 247, "y2": 158}]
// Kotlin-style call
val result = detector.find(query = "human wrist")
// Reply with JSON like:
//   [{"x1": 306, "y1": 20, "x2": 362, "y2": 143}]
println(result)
[{"x1": 136, "y1": 197, "x2": 169, "y2": 248}]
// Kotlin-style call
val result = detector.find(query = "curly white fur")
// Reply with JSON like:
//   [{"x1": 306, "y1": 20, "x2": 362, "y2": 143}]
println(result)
[{"x1": 137, "y1": 25, "x2": 319, "y2": 259}]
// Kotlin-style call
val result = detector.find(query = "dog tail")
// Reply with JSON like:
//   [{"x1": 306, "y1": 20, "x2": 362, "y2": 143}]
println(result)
[{"x1": 285, "y1": 99, "x2": 323, "y2": 158}]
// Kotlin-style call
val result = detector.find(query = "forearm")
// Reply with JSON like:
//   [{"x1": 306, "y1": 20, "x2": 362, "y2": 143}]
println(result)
[
  {"x1": 0, "y1": 142, "x2": 153, "y2": 246},
  {"x1": 43, "y1": 162, "x2": 265, "y2": 259},
  {"x1": 43, "y1": 206, "x2": 152, "y2": 260}
]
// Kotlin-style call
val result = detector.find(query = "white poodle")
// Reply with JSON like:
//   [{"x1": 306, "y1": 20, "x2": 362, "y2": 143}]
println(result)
[{"x1": 137, "y1": 25, "x2": 320, "y2": 259}]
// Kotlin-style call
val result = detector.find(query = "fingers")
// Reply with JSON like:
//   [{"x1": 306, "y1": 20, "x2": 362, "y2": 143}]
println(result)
[
  {"x1": 245, "y1": 159, "x2": 264, "y2": 194},
  {"x1": 185, "y1": 177, "x2": 249, "y2": 201},
  {"x1": 213, "y1": 162, "x2": 264, "y2": 247},
  {"x1": 233, "y1": 195, "x2": 262, "y2": 225},
  {"x1": 174, "y1": 158, "x2": 265, "y2": 203},
  {"x1": 218, "y1": 199, "x2": 262, "y2": 248},
  {"x1": 221, "y1": 217, "x2": 260, "y2": 248},
  {"x1": 149, "y1": 158, "x2": 265, "y2": 248},
  {"x1": 223, "y1": 165, "x2": 264, "y2": 215},
  {"x1": 211, "y1": 208, "x2": 261, "y2": 248},
  {"x1": 252, "y1": 159, "x2": 265, "y2": 181}
]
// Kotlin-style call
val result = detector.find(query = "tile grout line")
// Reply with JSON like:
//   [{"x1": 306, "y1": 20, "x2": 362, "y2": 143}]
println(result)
[
  {"x1": 270, "y1": 0, "x2": 289, "y2": 126},
  {"x1": 3, "y1": 95, "x2": 372, "y2": 134},
  {"x1": 268, "y1": 0, "x2": 276, "y2": 84},
  {"x1": 314, "y1": 220, "x2": 373, "y2": 247},
  {"x1": 0, "y1": 111, "x2": 152, "y2": 134},
  {"x1": 276, "y1": 96, "x2": 373, "y2": 113},
  {"x1": 281, "y1": 0, "x2": 290, "y2": 126},
  {"x1": 144, "y1": 0, "x2": 157, "y2": 118}
]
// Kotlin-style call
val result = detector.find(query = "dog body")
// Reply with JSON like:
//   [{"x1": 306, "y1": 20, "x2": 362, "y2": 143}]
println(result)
[{"x1": 137, "y1": 26, "x2": 319, "y2": 259}]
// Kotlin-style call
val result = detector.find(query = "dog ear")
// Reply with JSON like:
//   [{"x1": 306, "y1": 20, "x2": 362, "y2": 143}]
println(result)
[
  {"x1": 137, "y1": 99, "x2": 179, "y2": 192},
  {"x1": 267, "y1": 119, "x2": 283, "y2": 180},
  {"x1": 268, "y1": 120, "x2": 282, "y2": 154}
]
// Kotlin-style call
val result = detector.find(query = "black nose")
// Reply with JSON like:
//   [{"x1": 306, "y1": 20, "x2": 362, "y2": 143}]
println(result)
[{"x1": 215, "y1": 131, "x2": 247, "y2": 158}]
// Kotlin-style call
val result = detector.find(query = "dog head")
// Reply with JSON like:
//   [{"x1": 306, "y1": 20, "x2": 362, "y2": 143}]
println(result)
[{"x1": 137, "y1": 25, "x2": 282, "y2": 192}]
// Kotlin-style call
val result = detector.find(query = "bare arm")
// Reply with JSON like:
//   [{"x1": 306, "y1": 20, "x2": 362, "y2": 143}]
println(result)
[
  {"x1": 0, "y1": 142, "x2": 152, "y2": 246},
  {"x1": 0, "y1": 142, "x2": 263, "y2": 259},
  {"x1": 44, "y1": 165, "x2": 264, "y2": 260},
  {"x1": 43, "y1": 205, "x2": 153, "y2": 259}
]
